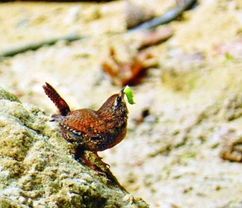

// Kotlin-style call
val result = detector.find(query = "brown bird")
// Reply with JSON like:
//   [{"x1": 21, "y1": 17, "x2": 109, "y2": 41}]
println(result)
[{"x1": 43, "y1": 83, "x2": 128, "y2": 158}]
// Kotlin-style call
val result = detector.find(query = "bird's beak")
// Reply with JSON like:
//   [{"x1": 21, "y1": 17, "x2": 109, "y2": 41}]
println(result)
[{"x1": 119, "y1": 86, "x2": 126, "y2": 97}]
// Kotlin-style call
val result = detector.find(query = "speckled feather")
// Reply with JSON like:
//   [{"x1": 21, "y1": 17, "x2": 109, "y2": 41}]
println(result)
[{"x1": 43, "y1": 83, "x2": 128, "y2": 152}]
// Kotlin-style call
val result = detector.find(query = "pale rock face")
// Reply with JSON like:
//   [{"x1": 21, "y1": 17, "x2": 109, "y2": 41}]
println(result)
[{"x1": 0, "y1": 87, "x2": 148, "y2": 208}]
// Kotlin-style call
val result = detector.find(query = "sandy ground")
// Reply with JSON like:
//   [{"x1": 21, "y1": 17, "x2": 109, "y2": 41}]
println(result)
[{"x1": 1, "y1": 0, "x2": 242, "y2": 207}]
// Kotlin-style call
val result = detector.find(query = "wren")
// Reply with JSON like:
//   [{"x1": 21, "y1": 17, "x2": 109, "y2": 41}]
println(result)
[{"x1": 43, "y1": 82, "x2": 129, "y2": 157}]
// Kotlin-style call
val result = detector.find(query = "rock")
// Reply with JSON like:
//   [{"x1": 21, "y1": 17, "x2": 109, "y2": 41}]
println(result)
[{"x1": 0, "y1": 87, "x2": 148, "y2": 208}]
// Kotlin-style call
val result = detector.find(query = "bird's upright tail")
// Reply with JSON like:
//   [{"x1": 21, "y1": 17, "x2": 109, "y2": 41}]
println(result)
[{"x1": 43, "y1": 82, "x2": 70, "y2": 116}]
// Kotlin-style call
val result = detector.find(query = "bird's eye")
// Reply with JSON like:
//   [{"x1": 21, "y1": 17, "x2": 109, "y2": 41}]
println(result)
[{"x1": 114, "y1": 96, "x2": 122, "y2": 107}]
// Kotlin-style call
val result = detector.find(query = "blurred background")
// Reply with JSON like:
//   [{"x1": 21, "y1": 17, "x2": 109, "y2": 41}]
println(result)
[{"x1": 1, "y1": 0, "x2": 242, "y2": 207}]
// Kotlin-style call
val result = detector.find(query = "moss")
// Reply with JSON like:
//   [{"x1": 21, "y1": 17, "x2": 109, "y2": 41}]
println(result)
[{"x1": 0, "y1": 87, "x2": 20, "y2": 102}]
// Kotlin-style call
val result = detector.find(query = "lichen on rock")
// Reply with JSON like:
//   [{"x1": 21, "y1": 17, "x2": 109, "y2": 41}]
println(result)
[{"x1": 0, "y1": 87, "x2": 148, "y2": 208}]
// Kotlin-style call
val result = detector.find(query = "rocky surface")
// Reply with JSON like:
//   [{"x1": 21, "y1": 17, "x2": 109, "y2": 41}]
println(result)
[{"x1": 0, "y1": 88, "x2": 148, "y2": 207}]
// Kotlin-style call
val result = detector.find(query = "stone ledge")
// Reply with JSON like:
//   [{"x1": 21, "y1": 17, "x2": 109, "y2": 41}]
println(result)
[{"x1": 0, "y1": 87, "x2": 148, "y2": 208}]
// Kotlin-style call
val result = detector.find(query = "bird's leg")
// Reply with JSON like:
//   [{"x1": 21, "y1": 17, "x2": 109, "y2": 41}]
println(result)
[
  {"x1": 75, "y1": 147, "x2": 110, "y2": 172},
  {"x1": 79, "y1": 150, "x2": 121, "y2": 184},
  {"x1": 92, "y1": 151, "x2": 110, "y2": 168}
]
